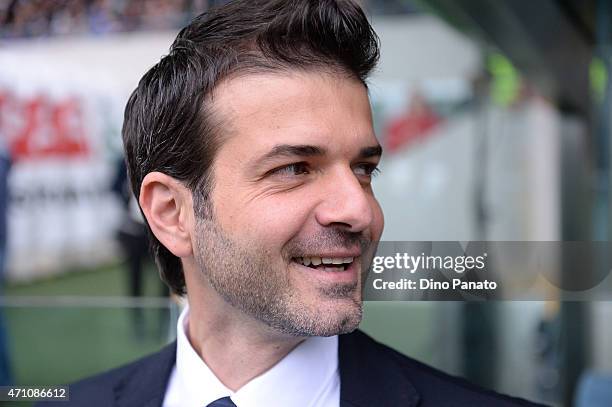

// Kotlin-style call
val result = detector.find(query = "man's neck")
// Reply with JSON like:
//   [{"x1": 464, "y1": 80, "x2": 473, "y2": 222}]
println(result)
[{"x1": 185, "y1": 291, "x2": 304, "y2": 391}]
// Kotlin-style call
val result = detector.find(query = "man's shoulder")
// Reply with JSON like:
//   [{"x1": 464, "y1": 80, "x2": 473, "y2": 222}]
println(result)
[
  {"x1": 36, "y1": 342, "x2": 176, "y2": 407},
  {"x1": 340, "y1": 330, "x2": 548, "y2": 406}
]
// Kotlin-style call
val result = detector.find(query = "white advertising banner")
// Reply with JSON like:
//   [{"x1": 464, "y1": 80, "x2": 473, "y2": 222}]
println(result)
[{"x1": 0, "y1": 33, "x2": 173, "y2": 281}]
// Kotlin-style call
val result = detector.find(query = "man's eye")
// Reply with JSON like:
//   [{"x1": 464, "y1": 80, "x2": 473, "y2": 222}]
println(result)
[
  {"x1": 354, "y1": 163, "x2": 381, "y2": 178},
  {"x1": 270, "y1": 162, "x2": 310, "y2": 176}
]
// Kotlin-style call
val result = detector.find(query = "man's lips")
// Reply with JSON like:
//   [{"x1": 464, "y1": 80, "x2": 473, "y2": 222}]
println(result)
[
  {"x1": 290, "y1": 248, "x2": 362, "y2": 262},
  {"x1": 290, "y1": 255, "x2": 360, "y2": 284}
]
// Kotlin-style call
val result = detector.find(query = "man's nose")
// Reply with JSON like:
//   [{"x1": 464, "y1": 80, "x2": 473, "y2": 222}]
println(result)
[{"x1": 314, "y1": 166, "x2": 374, "y2": 232}]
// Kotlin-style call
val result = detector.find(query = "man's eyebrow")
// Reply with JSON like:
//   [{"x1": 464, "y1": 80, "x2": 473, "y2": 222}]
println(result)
[
  {"x1": 358, "y1": 145, "x2": 383, "y2": 159},
  {"x1": 254, "y1": 143, "x2": 382, "y2": 167},
  {"x1": 257, "y1": 144, "x2": 327, "y2": 163}
]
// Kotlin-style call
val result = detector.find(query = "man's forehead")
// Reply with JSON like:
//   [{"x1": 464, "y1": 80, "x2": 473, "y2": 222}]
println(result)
[
  {"x1": 209, "y1": 71, "x2": 376, "y2": 154},
  {"x1": 211, "y1": 70, "x2": 369, "y2": 122}
]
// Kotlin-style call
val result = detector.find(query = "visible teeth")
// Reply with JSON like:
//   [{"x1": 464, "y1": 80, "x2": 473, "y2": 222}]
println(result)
[
  {"x1": 296, "y1": 256, "x2": 354, "y2": 267},
  {"x1": 326, "y1": 257, "x2": 354, "y2": 264},
  {"x1": 323, "y1": 267, "x2": 337, "y2": 272}
]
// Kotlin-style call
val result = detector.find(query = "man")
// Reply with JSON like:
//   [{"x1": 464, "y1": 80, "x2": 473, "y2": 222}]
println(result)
[{"x1": 42, "y1": 1, "x2": 545, "y2": 406}]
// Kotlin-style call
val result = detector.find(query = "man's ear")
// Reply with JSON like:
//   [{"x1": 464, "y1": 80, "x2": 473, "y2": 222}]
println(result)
[{"x1": 139, "y1": 172, "x2": 194, "y2": 258}]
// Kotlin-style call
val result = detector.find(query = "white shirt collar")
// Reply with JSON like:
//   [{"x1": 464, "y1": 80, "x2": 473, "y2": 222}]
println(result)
[{"x1": 163, "y1": 304, "x2": 340, "y2": 407}]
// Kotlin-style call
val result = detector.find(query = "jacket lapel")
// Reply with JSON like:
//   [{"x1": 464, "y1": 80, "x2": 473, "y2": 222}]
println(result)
[
  {"x1": 114, "y1": 341, "x2": 177, "y2": 407},
  {"x1": 339, "y1": 331, "x2": 420, "y2": 407}
]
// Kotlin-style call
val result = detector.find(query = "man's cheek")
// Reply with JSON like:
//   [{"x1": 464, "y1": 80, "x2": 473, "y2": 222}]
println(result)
[{"x1": 261, "y1": 198, "x2": 313, "y2": 226}]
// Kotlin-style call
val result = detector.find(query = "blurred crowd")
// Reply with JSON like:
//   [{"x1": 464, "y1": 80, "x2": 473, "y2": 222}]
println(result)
[
  {"x1": 0, "y1": 0, "x2": 419, "y2": 39},
  {"x1": 0, "y1": 0, "x2": 218, "y2": 38}
]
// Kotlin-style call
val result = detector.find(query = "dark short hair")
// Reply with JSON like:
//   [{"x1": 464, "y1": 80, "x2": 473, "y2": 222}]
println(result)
[{"x1": 122, "y1": 0, "x2": 380, "y2": 295}]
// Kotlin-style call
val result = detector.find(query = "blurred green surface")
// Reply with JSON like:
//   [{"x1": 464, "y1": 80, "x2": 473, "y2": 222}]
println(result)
[
  {"x1": 6, "y1": 262, "x2": 162, "y2": 297},
  {"x1": 1, "y1": 263, "x2": 172, "y2": 407}
]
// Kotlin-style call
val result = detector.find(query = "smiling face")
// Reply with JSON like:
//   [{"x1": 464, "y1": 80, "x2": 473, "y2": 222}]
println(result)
[{"x1": 191, "y1": 70, "x2": 384, "y2": 337}]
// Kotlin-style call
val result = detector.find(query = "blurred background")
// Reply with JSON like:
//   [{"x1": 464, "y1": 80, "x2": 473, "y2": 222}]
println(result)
[{"x1": 1, "y1": 0, "x2": 611, "y2": 406}]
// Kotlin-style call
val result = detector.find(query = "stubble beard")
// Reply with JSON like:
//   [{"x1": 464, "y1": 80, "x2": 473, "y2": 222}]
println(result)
[{"x1": 192, "y1": 213, "x2": 369, "y2": 337}]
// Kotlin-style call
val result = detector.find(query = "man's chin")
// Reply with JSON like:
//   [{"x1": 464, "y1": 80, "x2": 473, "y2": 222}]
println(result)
[
  {"x1": 263, "y1": 295, "x2": 363, "y2": 338},
  {"x1": 315, "y1": 311, "x2": 362, "y2": 336},
  {"x1": 307, "y1": 297, "x2": 363, "y2": 336},
  {"x1": 318, "y1": 285, "x2": 363, "y2": 333}
]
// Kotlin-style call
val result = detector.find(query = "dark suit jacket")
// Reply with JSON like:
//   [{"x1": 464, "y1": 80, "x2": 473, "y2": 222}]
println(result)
[{"x1": 38, "y1": 330, "x2": 546, "y2": 406}]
